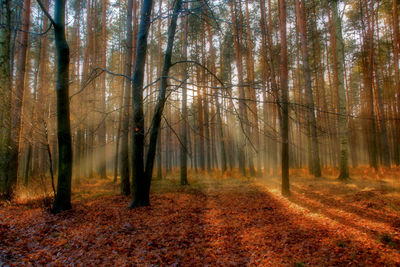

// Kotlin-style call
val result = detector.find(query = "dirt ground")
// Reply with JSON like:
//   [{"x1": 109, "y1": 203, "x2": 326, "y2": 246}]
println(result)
[{"x1": 1, "y1": 169, "x2": 400, "y2": 266}]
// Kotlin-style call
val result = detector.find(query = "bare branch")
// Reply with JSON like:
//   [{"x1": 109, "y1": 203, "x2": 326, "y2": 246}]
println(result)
[
  {"x1": 16, "y1": 21, "x2": 53, "y2": 36},
  {"x1": 36, "y1": 0, "x2": 56, "y2": 26},
  {"x1": 70, "y1": 68, "x2": 131, "y2": 99}
]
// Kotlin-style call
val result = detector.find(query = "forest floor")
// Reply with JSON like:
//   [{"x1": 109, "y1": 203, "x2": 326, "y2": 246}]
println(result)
[{"x1": 1, "y1": 168, "x2": 400, "y2": 266}]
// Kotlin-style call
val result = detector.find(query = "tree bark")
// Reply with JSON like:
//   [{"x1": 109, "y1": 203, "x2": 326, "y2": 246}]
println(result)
[
  {"x1": 330, "y1": 0, "x2": 350, "y2": 179},
  {"x1": 279, "y1": 0, "x2": 290, "y2": 196},
  {"x1": 9, "y1": 0, "x2": 31, "y2": 195},
  {"x1": 129, "y1": 0, "x2": 154, "y2": 207},
  {"x1": 49, "y1": 0, "x2": 73, "y2": 213},
  {"x1": 205, "y1": 14, "x2": 227, "y2": 174},
  {"x1": 180, "y1": 0, "x2": 189, "y2": 185},
  {"x1": 245, "y1": 0, "x2": 260, "y2": 177},
  {"x1": 0, "y1": 0, "x2": 13, "y2": 199},
  {"x1": 393, "y1": 0, "x2": 400, "y2": 165},
  {"x1": 295, "y1": 0, "x2": 321, "y2": 177},
  {"x1": 130, "y1": 0, "x2": 182, "y2": 208},
  {"x1": 156, "y1": 0, "x2": 163, "y2": 179},
  {"x1": 362, "y1": 0, "x2": 378, "y2": 170},
  {"x1": 98, "y1": 0, "x2": 107, "y2": 178},
  {"x1": 230, "y1": 0, "x2": 251, "y2": 176},
  {"x1": 120, "y1": 0, "x2": 134, "y2": 196}
]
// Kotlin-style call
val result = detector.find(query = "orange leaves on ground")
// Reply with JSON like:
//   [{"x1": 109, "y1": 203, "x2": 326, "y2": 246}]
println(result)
[{"x1": 1, "y1": 176, "x2": 400, "y2": 266}]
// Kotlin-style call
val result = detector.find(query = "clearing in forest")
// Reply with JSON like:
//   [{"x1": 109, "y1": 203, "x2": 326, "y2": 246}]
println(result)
[{"x1": 1, "y1": 172, "x2": 400, "y2": 266}]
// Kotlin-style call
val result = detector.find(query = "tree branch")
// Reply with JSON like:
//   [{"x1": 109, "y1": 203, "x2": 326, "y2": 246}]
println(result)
[
  {"x1": 70, "y1": 67, "x2": 132, "y2": 99},
  {"x1": 36, "y1": 0, "x2": 56, "y2": 26},
  {"x1": 16, "y1": 21, "x2": 53, "y2": 36}
]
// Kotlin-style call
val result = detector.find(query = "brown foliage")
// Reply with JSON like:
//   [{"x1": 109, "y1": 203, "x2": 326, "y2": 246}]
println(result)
[{"x1": 1, "y1": 175, "x2": 400, "y2": 265}]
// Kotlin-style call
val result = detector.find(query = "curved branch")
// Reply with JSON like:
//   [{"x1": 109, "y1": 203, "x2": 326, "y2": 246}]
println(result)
[
  {"x1": 36, "y1": 0, "x2": 56, "y2": 26},
  {"x1": 70, "y1": 67, "x2": 132, "y2": 99},
  {"x1": 171, "y1": 60, "x2": 225, "y2": 87},
  {"x1": 16, "y1": 21, "x2": 53, "y2": 36}
]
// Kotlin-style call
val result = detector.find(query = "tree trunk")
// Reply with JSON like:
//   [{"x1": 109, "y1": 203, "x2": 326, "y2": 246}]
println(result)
[
  {"x1": 206, "y1": 19, "x2": 227, "y2": 174},
  {"x1": 330, "y1": 0, "x2": 350, "y2": 179},
  {"x1": 130, "y1": 0, "x2": 182, "y2": 208},
  {"x1": 8, "y1": 0, "x2": 31, "y2": 198},
  {"x1": 373, "y1": 12, "x2": 390, "y2": 168},
  {"x1": 363, "y1": 0, "x2": 378, "y2": 170},
  {"x1": 197, "y1": 71, "x2": 205, "y2": 170},
  {"x1": 279, "y1": 0, "x2": 290, "y2": 196},
  {"x1": 156, "y1": 0, "x2": 163, "y2": 179},
  {"x1": 120, "y1": 0, "x2": 134, "y2": 196},
  {"x1": 245, "y1": 0, "x2": 260, "y2": 177},
  {"x1": 392, "y1": 0, "x2": 400, "y2": 165},
  {"x1": 0, "y1": 0, "x2": 13, "y2": 199},
  {"x1": 50, "y1": 0, "x2": 73, "y2": 213},
  {"x1": 230, "y1": 0, "x2": 251, "y2": 176},
  {"x1": 180, "y1": 0, "x2": 188, "y2": 185},
  {"x1": 129, "y1": 0, "x2": 154, "y2": 207},
  {"x1": 295, "y1": 0, "x2": 321, "y2": 177},
  {"x1": 98, "y1": 0, "x2": 107, "y2": 178}
]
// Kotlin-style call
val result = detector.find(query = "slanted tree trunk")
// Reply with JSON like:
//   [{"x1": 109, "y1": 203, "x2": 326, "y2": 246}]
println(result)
[{"x1": 130, "y1": 0, "x2": 182, "y2": 208}]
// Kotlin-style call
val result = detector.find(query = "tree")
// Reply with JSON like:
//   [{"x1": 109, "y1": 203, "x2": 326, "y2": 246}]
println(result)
[
  {"x1": 120, "y1": 0, "x2": 134, "y2": 196},
  {"x1": 98, "y1": 0, "x2": 108, "y2": 179},
  {"x1": 393, "y1": 0, "x2": 400, "y2": 165},
  {"x1": 230, "y1": 0, "x2": 253, "y2": 176},
  {"x1": 279, "y1": 0, "x2": 290, "y2": 196},
  {"x1": 329, "y1": 0, "x2": 350, "y2": 179},
  {"x1": 180, "y1": 0, "x2": 189, "y2": 185},
  {"x1": 9, "y1": 0, "x2": 32, "y2": 195},
  {"x1": 244, "y1": 0, "x2": 261, "y2": 176},
  {"x1": 37, "y1": 0, "x2": 73, "y2": 213},
  {"x1": 129, "y1": 0, "x2": 154, "y2": 207},
  {"x1": 360, "y1": 0, "x2": 378, "y2": 171},
  {"x1": 0, "y1": 0, "x2": 13, "y2": 199},
  {"x1": 156, "y1": 0, "x2": 163, "y2": 180},
  {"x1": 294, "y1": 0, "x2": 321, "y2": 177},
  {"x1": 130, "y1": 0, "x2": 182, "y2": 207},
  {"x1": 205, "y1": 8, "x2": 227, "y2": 174}
]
